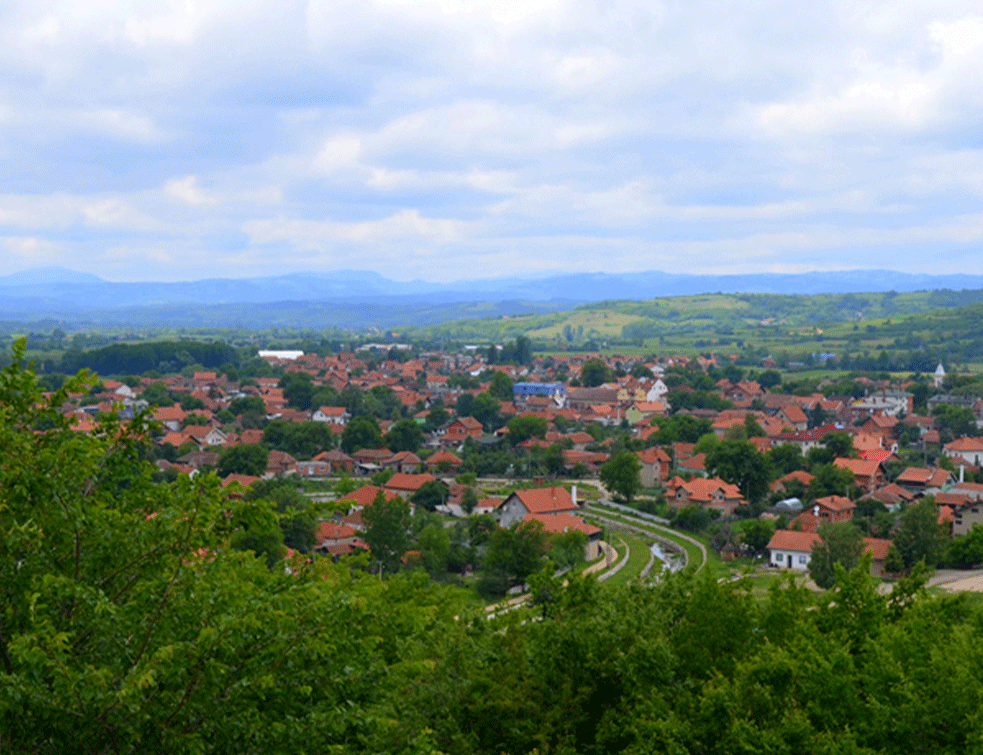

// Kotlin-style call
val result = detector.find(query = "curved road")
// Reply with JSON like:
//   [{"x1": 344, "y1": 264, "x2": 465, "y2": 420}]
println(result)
[{"x1": 585, "y1": 500, "x2": 708, "y2": 574}]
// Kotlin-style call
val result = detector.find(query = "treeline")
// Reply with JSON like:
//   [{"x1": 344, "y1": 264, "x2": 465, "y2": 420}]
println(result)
[{"x1": 60, "y1": 340, "x2": 240, "y2": 375}]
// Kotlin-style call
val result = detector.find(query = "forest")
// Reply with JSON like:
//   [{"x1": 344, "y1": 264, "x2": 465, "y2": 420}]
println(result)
[{"x1": 4, "y1": 345, "x2": 983, "y2": 753}]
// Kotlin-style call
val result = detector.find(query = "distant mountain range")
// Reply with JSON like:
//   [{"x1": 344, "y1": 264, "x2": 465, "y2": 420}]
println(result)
[{"x1": 3, "y1": 266, "x2": 983, "y2": 330}]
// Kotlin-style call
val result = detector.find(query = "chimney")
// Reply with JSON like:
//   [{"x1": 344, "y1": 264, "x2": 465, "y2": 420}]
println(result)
[
  {"x1": 572, "y1": 485, "x2": 578, "y2": 506},
  {"x1": 813, "y1": 505, "x2": 819, "y2": 517}
]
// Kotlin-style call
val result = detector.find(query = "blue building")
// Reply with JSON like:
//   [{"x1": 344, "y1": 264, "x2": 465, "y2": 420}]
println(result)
[{"x1": 513, "y1": 382, "x2": 567, "y2": 399}]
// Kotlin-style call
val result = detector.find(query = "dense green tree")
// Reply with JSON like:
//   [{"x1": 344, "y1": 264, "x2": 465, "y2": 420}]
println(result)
[
  {"x1": 947, "y1": 525, "x2": 983, "y2": 567},
  {"x1": 506, "y1": 414, "x2": 548, "y2": 445},
  {"x1": 580, "y1": 358, "x2": 613, "y2": 387},
  {"x1": 478, "y1": 520, "x2": 549, "y2": 597},
  {"x1": 362, "y1": 490, "x2": 411, "y2": 574},
  {"x1": 599, "y1": 451, "x2": 642, "y2": 503},
  {"x1": 341, "y1": 415, "x2": 384, "y2": 453},
  {"x1": 229, "y1": 395, "x2": 266, "y2": 416},
  {"x1": 544, "y1": 443, "x2": 566, "y2": 477},
  {"x1": 548, "y1": 529, "x2": 587, "y2": 570},
  {"x1": 417, "y1": 523, "x2": 451, "y2": 574},
  {"x1": 218, "y1": 443, "x2": 269, "y2": 477},
  {"x1": 808, "y1": 462, "x2": 855, "y2": 499},
  {"x1": 808, "y1": 430, "x2": 856, "y2": 465},
  {"x1": 705, "y1": 439, "x2": 773, "y2": 503},
  {"x1": 488, "y1": 371, "x2": 514, "y2": 400},
  {"x1": 741, "y1": 519, "x2": 776, "y2": 554},
  {"x1": 411, "y1": 480, "x2": 447, "y2": 512},
  {"x1": 933, "y1": 403, "x2": 978, "y2": 438},
  {"x1": 141, "y1": 381, "x2": 173, "y2": 406},
  {"x1": 809, "y1": 521, "x2": 865, "y2": 588},
  {"x1": 245, "y1": 479, "x2": 318, "y2": 553},
  {"x1": 767, "y1": 442, "x2": 804, "y2": 476},
  {"x1": 384, "y1": 418, "x2": 425, "y2": 453},
  {"x1": 470, "y1": 392, "x2": 501, "y2": 432},
  {"x1": 894, "y1": 496, "x2": 946, "y2": 570},
  {"x1": 263, "y1": 420, "x2": 335, "y2": 459},
  {"x1": 425, "y1": 404, "x2": 450, "y2": 433}
]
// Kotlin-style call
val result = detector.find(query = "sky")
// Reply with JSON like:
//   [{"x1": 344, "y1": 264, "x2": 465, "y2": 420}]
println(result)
[{"x1": 1, "y1": 0, "x2": 983, "y2": 283}]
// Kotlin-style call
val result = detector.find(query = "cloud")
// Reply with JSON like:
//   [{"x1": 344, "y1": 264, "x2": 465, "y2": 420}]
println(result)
[{"x1": 0, "y1": 1, "x2": 983, "y2": 281}]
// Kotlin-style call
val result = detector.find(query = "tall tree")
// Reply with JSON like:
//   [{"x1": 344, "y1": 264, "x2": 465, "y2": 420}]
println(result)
[
  {"x1": 580, "y1": 358, "x2": 613, "y2": 388},
  {"x1": 894, "y1": 496, "x2": 946, "y2": 570},
  {"x1": 599, "y1": 451, "x2": 642, "y2": 503},
  {"x1": 705, "y1": 439, "x2": 773, "y2": 504},
  {"x1": 362, "y1": 490, "x2": 411, "y2": 574},
  {"x1": 809, "y1": 521, "x2": 865, "y2": 588}
]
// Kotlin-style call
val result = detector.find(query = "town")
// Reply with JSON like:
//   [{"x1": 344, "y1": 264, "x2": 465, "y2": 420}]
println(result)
[{"x1": 50, "y1": 335, "x2": 983, "y2": 590}]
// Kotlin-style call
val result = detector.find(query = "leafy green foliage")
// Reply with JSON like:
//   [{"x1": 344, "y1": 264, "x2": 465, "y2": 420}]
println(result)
[
  {"x1": 599, "y1": 451, "x2": 642, "y2": 503},
  {"x1": 705, "y1": 439, "x2": 773, "y2": 504},
  {"x1": 362, "y1": 490, "x2": 411, "y2": 574},
  {"x1": 384, "y1": 418, "x2": 425, "y2": 453},
  {"x1": 809, "y1": 521, "x2": 865, "y2": 588},
  {"x1": 341, "y1": 415, "x2": 384, "y2": 453},
  {"x1": 218, "y1": 443, "x2": 269, "y2": 477}
]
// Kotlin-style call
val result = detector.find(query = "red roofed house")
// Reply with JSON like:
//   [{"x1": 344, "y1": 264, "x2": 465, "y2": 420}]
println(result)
[
  {"x1": 315, "y1": 521, "x2": 357, "y2": 551},
  {"x1": 425, "y1": 450, "x2": 463, "y2": 472},
  {"x1": 498, "y1": 486, "x2": 580, "y2": 528},
  {"x1": 767, "y1": 529, "x2": 893, "y2": 575},
  {"x1": 637, "y1": 446, "x2": 672, "y2": 487},
  {"x1": 833, "y1": 457, "x2": 885, "y2": 492},
  {"x1": 896, "y1": 466, "x2": 954, "y2": 492},
  {"x1": 670, "y1": 477, "x2": 746, "y2": 516},
  {"x1": 312, "y1": 406, "x2": 350, "y2": 425},
  {"x1": 522, "y1": 512, "x2": 603, "y2": 561},
  {"x1": 944, "y1": 437, "x2": 983, "y2": 467},
  {"x1": 336, "y1": 485, "x2": 400, "y2": 511},
  {"x1": 385, "y1": 473, "x2": 439, "y2": 499},
  {"x1": 444, "y1": 417, "x2": 484, "y2": 443}
]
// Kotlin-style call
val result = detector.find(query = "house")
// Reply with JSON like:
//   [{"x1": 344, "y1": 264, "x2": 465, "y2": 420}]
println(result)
[
  {"x1": 311, "y1": 449, "x2": 355, "y2": 474},
  {"x1": 767, "y1": 530, "x2": 893, "y2": 575},
  {"x1": 522, "y1": 512, "x2": 602, "y2": 561},
  {"x1": 636, "y1": 447, "x2": 672, "y2": 488},
  {"x1": 312, "y1": 406, "x2": 350, "y2": 425},
  {"x1": 444, "y1": 417, "x2": 484, "y2": 443},
  {"x1": 813, "y1": 495, "x2": 856, "y2": 523},
  {"x1": 381, "y1": 450, "x2": 422, "y2": 474},
  {"x1": 624, "y1": 401, "x2": 668, "y2": 425},
  {"x1": 315, "y1": 522, "x2": 357, "y2": 551},
  {"x1": 385, "y1": 473, "x2": 440, "y2": 499},
  {"x1": 336, "y1": 484, "x2": 399, "y2": 510},
  {"x1": 771, "y1": 470, "x2": 815, "y2": 494},
  {"x1": 265, "y1": 450, "x2": 298, "y2": 476},
  {"x1": 670, "y1": 477, "x2": 746, "y2": 516},
  {"x1": 294, "y1": 459, "x2": 332, "y2": 477},
  {"x1": 498, "y1": 486, "x2": 580, "y2": 529},
  {"x1": 775, "y1": 404, "x2": 808, "y2": 432},
  {"x1": 943, "y1": 437, "x2": 983, "y2": 467},
  {"x1": 425, "y1": 450, "x2": 463, "y2": 472},
  {"x1": 896, "y1": 466, "x2": 954, "y2": 492},
  {"x1": 833, "y1": 457, "x2": 884, "y2": 492}
]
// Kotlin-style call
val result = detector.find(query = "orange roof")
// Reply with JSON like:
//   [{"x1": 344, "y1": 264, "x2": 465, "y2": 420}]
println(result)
[
  {"x1": 523, "y1": 512, "x2": 600, "y2": 537},
  {"x1": 385, "y1": 473, "x2": 437, "y2": 492},
  {"x1": 511, "y1": 486, "x2": 578, "y2": 515},
  {"x1": 337, "y1": 485, "x2": 399, "y2": 508}
]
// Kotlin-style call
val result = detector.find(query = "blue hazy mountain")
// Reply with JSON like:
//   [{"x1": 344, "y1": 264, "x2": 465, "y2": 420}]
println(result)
[{"x1": 3, "y1": 267, "x2": 983, "y2": 328}]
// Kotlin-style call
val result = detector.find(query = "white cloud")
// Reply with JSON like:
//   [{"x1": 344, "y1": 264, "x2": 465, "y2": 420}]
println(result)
[
  {"x1": 165, "y1": 175, "x2": 217, "y2": 206},
  {"x1": 243, "y1": 209, "x2": 474, "y2": 247}
]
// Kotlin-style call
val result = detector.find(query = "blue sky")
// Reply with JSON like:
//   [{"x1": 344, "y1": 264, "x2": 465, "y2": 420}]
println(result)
[{"x1": 1, "y1": 0, "x2": 982, "y2": 282}]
